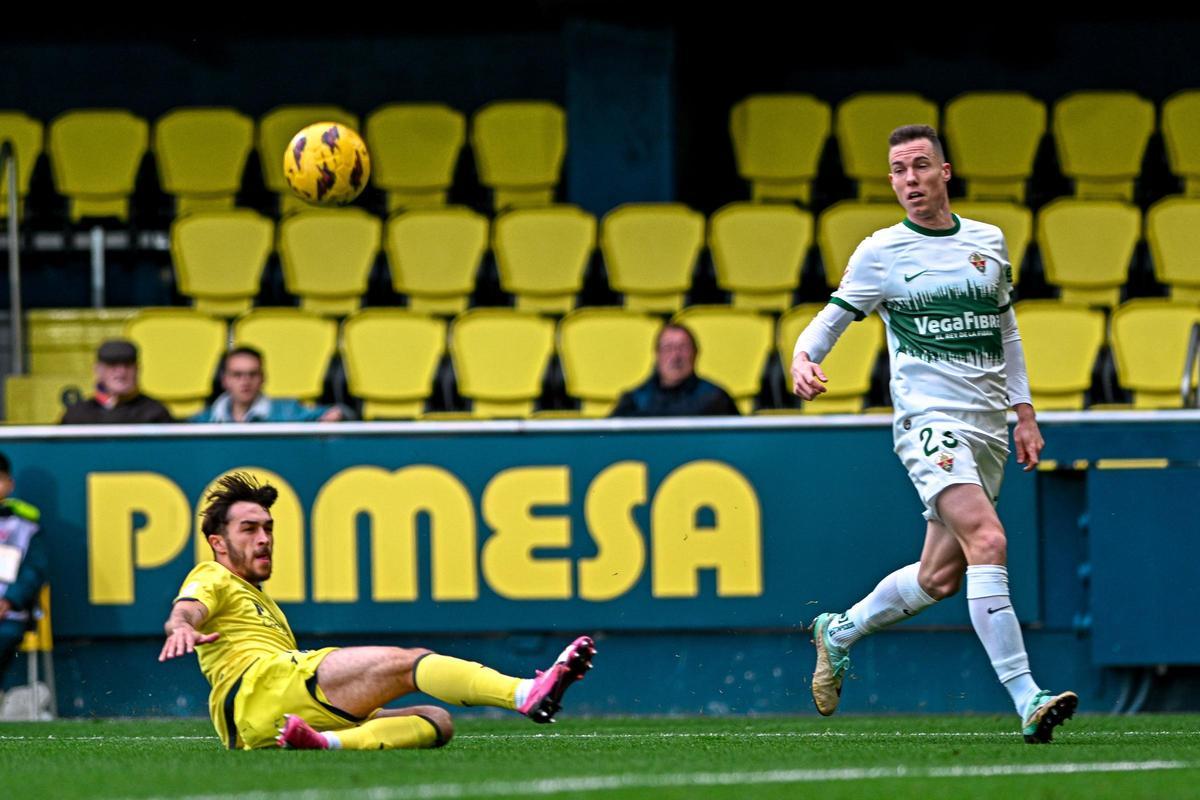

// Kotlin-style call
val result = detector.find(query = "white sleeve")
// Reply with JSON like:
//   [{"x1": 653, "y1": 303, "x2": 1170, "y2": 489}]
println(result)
[
  {"x1": 793, "y1": 303, "x2": 856, "y2": 363},
  {"x1": 1001, "y1": 309, "x2": 1032, "y2": 407},
  {"x1": 830, "y1": 237, "x2": 887, "y2": 320}
]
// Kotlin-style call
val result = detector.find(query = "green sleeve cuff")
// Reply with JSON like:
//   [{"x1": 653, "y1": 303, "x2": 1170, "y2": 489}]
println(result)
[{"x1": 829, "y1": 297, "x2": 866, "y2": 321}]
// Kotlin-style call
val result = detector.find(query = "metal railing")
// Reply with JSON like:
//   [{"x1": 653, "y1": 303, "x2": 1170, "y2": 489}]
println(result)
[
  {"x1": 1182, "y1": 322, "x2": 1200, "y2": 409},
  {"x1": 1, "y1": 140, "x2": 22, "y2": 375}
]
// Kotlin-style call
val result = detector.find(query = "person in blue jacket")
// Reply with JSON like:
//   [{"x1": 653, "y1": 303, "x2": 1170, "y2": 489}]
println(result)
[
  {"x1": 611, "y1": 323, "x2": 740, "y2": 417},
  {"x1": 0, "y1": 452, "x2": 47, "y2": 685},
  {"x1": 192, "y1": 347, "x2": 347, "y2": 424}
]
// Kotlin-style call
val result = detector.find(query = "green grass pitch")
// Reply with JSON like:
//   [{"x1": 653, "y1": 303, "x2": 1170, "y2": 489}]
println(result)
[{"x1": 1, "y1": 714, "x2": 1197, "y2": 799}]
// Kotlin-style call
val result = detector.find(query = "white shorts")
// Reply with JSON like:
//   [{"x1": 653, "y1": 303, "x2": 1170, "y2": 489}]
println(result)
[{"x1": 893, "y1": 410, "x2": 1008, "y2": 522}]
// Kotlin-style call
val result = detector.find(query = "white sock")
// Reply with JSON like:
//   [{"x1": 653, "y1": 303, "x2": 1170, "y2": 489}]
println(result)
[
  {"x1": 830, "y1": 563, "x2": 937, "y2": 649},
  {"x1": 966, "y1": 564, "x2": 1041, "y2": 715},
  {"x1": 514, "y1": 679, "x2": 534, "y2": 709},
  {"x1": 322, "y1": 731, "x2": 342, "y2": 749}
]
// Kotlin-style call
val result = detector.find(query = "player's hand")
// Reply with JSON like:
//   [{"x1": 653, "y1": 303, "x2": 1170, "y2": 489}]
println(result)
[
  {"x1": 319, "y1": 406, "x2": 344, "y2": 422},
  {"x1": 1013, "y1": 405, "x2": 1043, "y2": 472},
  {"x1": 158, "y1": 626, "x2": 220, "y2": 662},
  {"x1": 791, "y1": 353, "x2": 828, "y2": 401}
]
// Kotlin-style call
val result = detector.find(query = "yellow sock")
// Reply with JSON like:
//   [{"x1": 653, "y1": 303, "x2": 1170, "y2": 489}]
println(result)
[
  {"x1": 413, "y1": 654, "x2": 520, "y2": 709},
  {"x1": 330, "y1": 715, "x2": 441, "y2": 750}
]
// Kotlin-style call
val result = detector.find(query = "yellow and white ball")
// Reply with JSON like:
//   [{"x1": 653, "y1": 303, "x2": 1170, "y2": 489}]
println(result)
[{"x1": 283, "y1": 122, "x2": 371, "y2": 206}]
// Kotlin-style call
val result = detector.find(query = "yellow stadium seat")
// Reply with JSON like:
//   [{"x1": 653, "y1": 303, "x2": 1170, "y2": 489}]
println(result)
[
  {"x1": 258, "y1": 105, "x2": 359, "y2": 215},
  {"x1": 1052, "y1": 91, "x2": 1155, "y2": 201},
  {"x1": 601, "y1": 203, "x2": 705, "y2": 313},
  {"x1": 816, "y1": 201, "x2": 904, "y2": 288},
  {"x1": 385, "y1": 206, "x2": 488, "y2": 315},
  {"x1": 5, "y1": 375, "x2": 88, "y2": 424},
  {"x1": 232, "y1": 309, "x2": 337, "y2": 402},
  {"x1": 26, "y1": 308, "x2": 137, "y2": 379},
  {"x1": 1014, "y1": 300, "x2": 1105, "y2": 410},
  {"x1": 1146, "y1": 196, "x2": 1200, "y2": 302},
  {"x1": 729, "y1": 94, "x2": 831, "y2": 204},
  {"x1": 171, "y1": 210, "x2": 274, "y2": 316},
  {"x1": 18, "y1": 584, "x2": 54, "y2": 719},
  {"x1": 1162, "y1": 90, "x2": 1200, "y2": 197},
  {"x1": 951, "y1": 201, "x2": 1033, "y2": 284},
  {"x1": 278, "y1": 207, "x2": 381, "y2": 317},
  {"x1": 449, "y1": 309, "x2": 555, "y2": 418},
  {"x1": 778, "y1": 303, "x2": 883, "y2": 414},
  {"x1": 366, "y1": 103, "x2": 465, "y2": 212},
  {"x1": 341, "y1": 310, "x2": 447, "y2": 419},
  {"x1": 709, "y1": 202, "x2": 813, "y2": 311},
  {"x1": 673, "y1": 306, "x2": 773, "y2": 414},
  {"x1": 0, "y1": 111, "x2": 44, "y2": 217},
  {"x1": 1037, "y1": 199, "x2": 1140, "y2": 307},
  {"x1": 470, "y1": 101, "x2": 566, "y2": 211},
  {"x1": 944, "y1": 92, "x2": 1046, "y2": 203},
  {"x1": 48, "y1": 110, "x2": 148, "y2": 222},
  {"x1": 558, "y1": 308, "x2": 661, "y2": 417},
  {"x1": 1110, "y1": 299, "x2": 1200, "y2": 408},
  {"x1": 153, "y1": 108, "x2": 254, "y2": 215},
  {"x1": 835, "y1": 93, "x2": 939, "y2": 201},
  {"x1": 493, "y1": 205, "x2": 596, "y2": 313},
  {"x1": 125, "y1": 309, "x2": 228, "y2": 417}
]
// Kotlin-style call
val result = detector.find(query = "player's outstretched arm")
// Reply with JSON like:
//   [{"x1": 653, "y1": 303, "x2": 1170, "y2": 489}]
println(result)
[
  {"x1": 791, "y1": 352, "x2": 829, "y2": 400},
  {"x1": 791, "y1": 303, "x2": 856, "y2": 401},
  {"x1": 159, "y1": 599, "x2": 218, "y2": 662}
]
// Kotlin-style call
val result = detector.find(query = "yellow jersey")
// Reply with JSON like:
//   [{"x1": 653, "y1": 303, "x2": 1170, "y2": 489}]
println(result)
[{"x1": 173, "y1": 561, "x2": 297, "y2": 719}]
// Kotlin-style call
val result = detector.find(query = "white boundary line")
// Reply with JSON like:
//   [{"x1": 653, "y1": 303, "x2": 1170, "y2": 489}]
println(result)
[{"x1": 116, "y1": 760, "x2": 1192, "y2": 800}]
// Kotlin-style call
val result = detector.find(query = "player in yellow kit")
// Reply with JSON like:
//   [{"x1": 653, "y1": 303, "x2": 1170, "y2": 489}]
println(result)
[{"x1": 159, "y1": 472, "x2": 596, "y2": 750}]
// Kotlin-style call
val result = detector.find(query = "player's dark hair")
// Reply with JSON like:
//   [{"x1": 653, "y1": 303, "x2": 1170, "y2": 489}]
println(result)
[
  {"x1": 201, "y1": 472, "x2": 278, "y2": 538},
  {"x1": 888, "y1": 124, "x2": 945, "y2": 162},
  {"x1": 656, "y1": 323, "x2": 698, "y2": 354}
]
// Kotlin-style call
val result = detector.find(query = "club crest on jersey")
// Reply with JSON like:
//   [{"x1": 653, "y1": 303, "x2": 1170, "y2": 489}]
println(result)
[
  {"x1": 968, "y1": 252, "x2": 987, "y2": 274},
  {"x1": 937, "y1": 452, "x2": 955, "y2": 472}
]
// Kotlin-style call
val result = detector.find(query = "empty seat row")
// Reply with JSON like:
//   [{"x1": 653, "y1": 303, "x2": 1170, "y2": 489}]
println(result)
[
  {"x1": 0, "y1": 100, "x2": 565, "y2": 221},
  {"x1": 732, "y1": 89, "x2": 1200, "y2": 205}
]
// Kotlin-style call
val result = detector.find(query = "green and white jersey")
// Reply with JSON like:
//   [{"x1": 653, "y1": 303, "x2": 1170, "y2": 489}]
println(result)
[{"x1": 831, "y1": 214, "x2": 1014, "y2": 417}]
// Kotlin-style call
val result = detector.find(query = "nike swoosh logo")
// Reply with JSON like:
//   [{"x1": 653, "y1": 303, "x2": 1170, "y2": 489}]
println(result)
[
  {"x1": 987, "y1": 605, "x2": 1012, "y2": 615},
  {"x1": 901, "y1": 609, "x2": 915, "y2": 616},
  {"x1": 903, "y1": 270, "x2": 930, "y2": 282}
]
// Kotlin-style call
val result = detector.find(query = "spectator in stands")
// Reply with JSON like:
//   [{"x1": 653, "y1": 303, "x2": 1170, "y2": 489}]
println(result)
[
  {"x1": 60, "y1": 339, "x2": 174, "y2": 424},
  {"x1": 0, "y1": 451, "x2": 47, "y2": 690},
  {"x1": 611, "y1": 323, "x2": 739, "y2": 417},
  {"x1": 192, "y1": 347, "x2": 346, "y2": 423}
]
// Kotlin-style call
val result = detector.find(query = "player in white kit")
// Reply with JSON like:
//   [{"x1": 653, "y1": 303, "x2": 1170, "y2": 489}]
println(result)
[{"x1": 791, "y1": 125, "x2": 1076, "y2": 743}]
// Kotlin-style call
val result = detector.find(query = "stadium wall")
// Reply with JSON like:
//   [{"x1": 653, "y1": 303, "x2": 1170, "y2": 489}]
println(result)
[{"x1": 1, "y1": 412, "x2": 1197, "y2": 717}]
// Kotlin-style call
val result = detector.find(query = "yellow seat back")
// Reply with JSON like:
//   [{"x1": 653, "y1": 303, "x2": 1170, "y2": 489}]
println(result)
[
  {"x1": 125, "y1": 309, "x2": 227, "y2": 408},
  {"x1": 154, "y1": 107, "x2": 254, "y2": 214},
  {"x1": 952, "y1": 201, "x2": 1033, "y2": 284},
  {"x1": 729, "y1": 94, "x2": 831, "y2": 203},
  {"x1": 778, "y1": 304, "x2": 883, "y2": 414},
  {"x1": 493, "y1": 205, "x2": 596, "y2": 313},
  {"x1": 1014, "y1": 300, "x2": 1106, "y2": 410},
  {"x1": 1146, "y1": 196, "x2": 1200, "y2": 302},
  {"x1": 816, "y1": 201, "x2": 904, "y2": 288},
  {"x1": 5, "y1": 375, "x2": 87, "y2": 424},
  {"x1": 342, "y1": 310, "x2": 447, "y2": 419},
  {"x1": 27, "y1": 308, "x2": 137, "y2": 378},
  {"x1": 386, "y1": 206, "x2": 488, "y2": 316},
  {"x1": 279, "y1": 208, "x2": 381, "y2": 317},
  {"x1": 709, "y1": 202, "x2": 812, "y2": 311},
  {"x1": 258, "y1": 105, "x2": 359, "y2": 214},
  {"x1": 48, "y1": 109, "x2": 148, "y2": 221},
  {"x1": 1052, "y1": 91, "x2": 1155, "y2": 200},
  {"x1": 470, "y1": 101, "x2": 566, "y2": 210},
  {"x1": 171, "y1": 210, "x2": 274, "y2": 317},
  {"x1": 1162, "y1": 90, "x2": 1200, "y2": 197},
  {"x1": 366, "y1": 103, "x2": 465, "y2": 212},
  {"x1": 1110, "y1": 299, "x2": 1200, "y2": 409},
  {"x1": 558, "y1": 308, "x2": 661, "y2": 417},
  {"x1": 232, "y1": 309, "x2": 337, "y2": 401},
  {"x1": 450, "y1": 309, "x2": 555, "y2": 418},
  {"x1": 944, "y1": 92, "x2": 1046, "y2": 203},
  {"x1": 0, "y1": 111, "x2": 44, "y2": 211},
  {"x1": 1037, "y1": 199, "x2": 1140, "y2": 307},
  {"x1": 673, "y1": 306, "x2": 773, "y2": 414},
  {"x1": 601, "y1": 203, "x2": 705, "y2": 313},
  {"x1": 836, "y1": 93, "x2": 938, "y2": 201}
]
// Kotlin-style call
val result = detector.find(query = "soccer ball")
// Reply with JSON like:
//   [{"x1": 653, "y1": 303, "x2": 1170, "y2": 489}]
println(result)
[{"x1": 283, "y1": 122, "x2": 371, "y2": 206}]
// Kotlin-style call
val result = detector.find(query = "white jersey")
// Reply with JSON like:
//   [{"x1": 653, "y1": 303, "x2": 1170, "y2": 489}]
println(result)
[{"x1": 831, "y1": 214, "x2": 1014, "y2": 418}]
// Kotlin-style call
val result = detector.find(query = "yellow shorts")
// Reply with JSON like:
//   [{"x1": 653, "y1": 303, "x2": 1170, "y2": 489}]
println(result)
[{"x1": 217, "y1": 647, "x2": 376, "y2": 750}]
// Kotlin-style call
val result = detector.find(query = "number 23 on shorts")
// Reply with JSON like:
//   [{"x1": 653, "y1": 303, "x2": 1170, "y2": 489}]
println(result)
[{"x1": 918, "y1": 427, "x2": 959, "y2": 456}]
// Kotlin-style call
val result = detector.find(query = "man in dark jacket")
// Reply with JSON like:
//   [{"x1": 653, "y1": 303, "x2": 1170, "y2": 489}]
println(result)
[
  {"x1": 611, "y1": 323, "x2": 739, "y2": 417},
  {"x1": 0, "y1": 452, "x2": 47, "y2": 686},
  {"x1": 60, "y1": 339, "x2": 173, "y2": 424}
]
